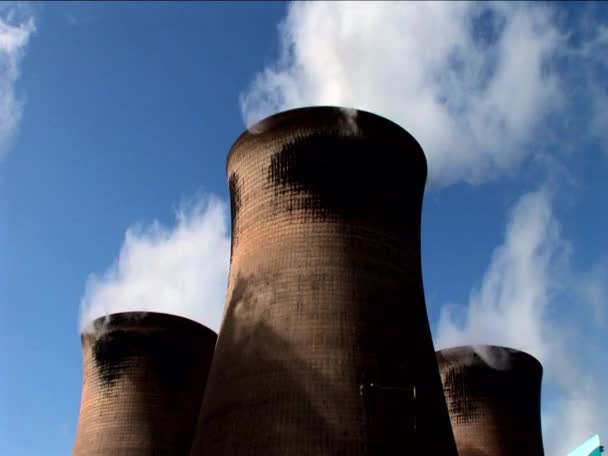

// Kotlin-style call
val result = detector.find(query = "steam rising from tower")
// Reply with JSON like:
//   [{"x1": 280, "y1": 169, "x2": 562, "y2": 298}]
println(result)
[
  {"x1": 190, "y1": 107, "x2": 457, "y2": 455},
  {"x1": 436, "y1": 345, "x2": 545, "y2": 456},
  {"x1": 72, "y1": 312, "x2": 216, "y2": 456}
]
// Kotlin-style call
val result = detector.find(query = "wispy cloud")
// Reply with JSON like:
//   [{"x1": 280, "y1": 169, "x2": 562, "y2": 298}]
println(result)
[
  {"x1": 435, "y1": 190, "x2": 567, "y2": 359},
  {"x1": 240, "y1": 2, "x2": 606, "y2": 186},
  {"x1": 576, "y1": 258, "x2": 608, "y2": 329},
  {"x1": 0, "y1": 4, "x2": 35, "y2": 159},
  {"x1": 79, "y1": 195, "x2": 231, "y2": 333},
  {"x1": 435, "y1": 189, "x2": 607, "y2": 455},
  {"x1": 64, "y1": 10, "x2": 95, "y2": 28},
  {"x1": 577, "y1": 21, "x2": 608, "y2": 151}
]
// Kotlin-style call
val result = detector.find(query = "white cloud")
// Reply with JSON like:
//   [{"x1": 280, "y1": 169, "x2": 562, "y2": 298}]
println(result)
[
  {"x1": 79, "y1": 195, "x2": 231, "y2": 333},
  {"x1": 576, "y1": 258, "x2": 608, "y2": 329},
  {"x1": 435, "y1": 190, "x2": 567, "y2": 358},
  {"x1": 435, "y1": 189, "x2": 607, "y2": 455},
  {"x1": 240, "y1": 2, "x2": 608, "y2": 186},
  {"x1": 546, "y1": 378, "x2": 605, "y2": 455},
  {"x1": 0, "y1": 5, "x2": 35, "y2": 159},
  {"x1": 580, "y1": 23, "x2": 608, "y2": 151}
]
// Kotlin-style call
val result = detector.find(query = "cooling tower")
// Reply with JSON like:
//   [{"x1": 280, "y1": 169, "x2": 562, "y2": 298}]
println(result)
[
  {"x1": 190, "y1": 106, "x2": 457, "y2": 455},
  {"x1": 73, "y1": 312, "x2": 216, "y2": 456},
  {"x1": 436, "y1": 345, "x2": 545, "y2": 456}
]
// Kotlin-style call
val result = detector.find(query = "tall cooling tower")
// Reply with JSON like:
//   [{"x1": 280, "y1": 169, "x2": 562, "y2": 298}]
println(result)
[
  {"x1": 190, "y1": 107, "x2": 457, "y2": 455},
  {"x1": 73, "y1": 312, "x2": 216, "y2": 456},
  {"x1": 436, "y1": 345, "x2": 545, "y2": 456}
]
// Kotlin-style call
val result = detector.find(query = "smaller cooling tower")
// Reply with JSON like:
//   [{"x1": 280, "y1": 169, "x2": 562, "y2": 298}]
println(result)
[
  {"x1": 436, "y1": 345, "x2": 545, "y2": 456},
  {"x1": 72, "y1": 312, "x2": 216, "y2": 456}
]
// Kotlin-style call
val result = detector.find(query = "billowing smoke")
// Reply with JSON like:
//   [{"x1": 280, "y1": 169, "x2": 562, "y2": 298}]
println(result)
[
  {"x1": 79, "y1": 195, "x2": 231, "y2": 333},
  {"x1": 337, "y1": 106, "x2": 359, "y2": 136},
  {"x1": 471, "y1": 345, "x2": 516, "y2": 371},
  {"x1": 435, "y1": 189, "x2": 607, "y2": 454},
  {"x1": 0, "y1": 4, "x2": 35, "y2": 159},
  {"x1": 435, "y1": 190, "x2": 566, "y2": 358},
  {"x1": 240, "y1": 2, "x2": 606, "y2": 186}
]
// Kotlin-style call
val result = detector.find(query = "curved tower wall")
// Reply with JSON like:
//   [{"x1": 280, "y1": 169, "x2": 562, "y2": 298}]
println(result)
[
  {"x1": 73, "y1": 312, "x2": 216, "y2": 456},
  {"x1": 191, "y1": 106, "x2": 457, "y2": 455},
  {"x1": 436, "y1": 345, "x2": 545, "y2": 456}
]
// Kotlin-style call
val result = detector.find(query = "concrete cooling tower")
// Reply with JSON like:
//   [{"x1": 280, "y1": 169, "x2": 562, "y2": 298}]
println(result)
[
  {"x1": 73, "y1": 312, "x2": 216, "y2": 456},
  {"x1": 436, "y1": 345, "x2": 545, "y2": 456},
  {"x1": 190, "y1": 106, "x2": 458, "y2": 455}
]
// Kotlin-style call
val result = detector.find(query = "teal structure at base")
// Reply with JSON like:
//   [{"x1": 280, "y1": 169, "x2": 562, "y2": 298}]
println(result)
[{"x1": 568, "y1": 435, "x2": 603, "y2": 456}]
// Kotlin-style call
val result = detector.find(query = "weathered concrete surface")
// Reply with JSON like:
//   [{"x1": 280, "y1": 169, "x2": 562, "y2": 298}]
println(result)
[
  {"x1": 73, "y1": 312, "x2": 216, "y2": 456},
  {"x1": 191, "y1": 106, "x2": 457, "y2": 455},
  {"x1": 437, "y1": 345, "x2": 545, "y2": 456}
]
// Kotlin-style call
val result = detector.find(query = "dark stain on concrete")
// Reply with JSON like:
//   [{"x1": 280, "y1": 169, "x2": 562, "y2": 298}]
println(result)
[
  {"x1": 90, "y1": 314, "x2": 215, "y2": 390},
  {"x1": 267, "y1": 132, "x2": 425, "y2": 228},
  {"x1": 228, "y1": 171, "x2": 241, "y2": 257}
]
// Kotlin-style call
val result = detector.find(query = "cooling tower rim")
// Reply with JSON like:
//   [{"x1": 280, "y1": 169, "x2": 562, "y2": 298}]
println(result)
[
  {"x1": 228, "y1": 105, "x2": 427, "y2": 173},
  {"x1": 80, "y1": 311, "x2": 217, "y2": 339},
  {"x1": 436, "y1": 344, "x2": 542, "y2": 372}
]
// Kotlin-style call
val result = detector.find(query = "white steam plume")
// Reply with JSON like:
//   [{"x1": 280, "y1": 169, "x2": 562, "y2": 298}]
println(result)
[
  {"x1": 435, "y1": 190, "x2": 607, "y2": 455},
  {"x1": 0, "y1": 4, "x2": 35, "y2": 159},
  {"x1": 79, "y1": 195, "x2": 231, "y2": 333},
  {"x1": 240, "y1": 2, "x2": 607, "y2": 186}
]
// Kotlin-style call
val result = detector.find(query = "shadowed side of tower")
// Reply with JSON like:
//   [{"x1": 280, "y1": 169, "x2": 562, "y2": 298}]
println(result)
[
  {"x1": 190, "y1": 106, "x2": 457, "y2": 455},
  {"x1": 436, "y1": 345, "x2": 545, "y2": 456},
  {"x1": 72, "y1": 312, "x2": 216, "y2": 456}
]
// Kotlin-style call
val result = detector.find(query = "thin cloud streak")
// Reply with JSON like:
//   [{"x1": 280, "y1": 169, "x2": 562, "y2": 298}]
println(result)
[{"x1": 0, "y1": 5, "x2": 35, "y2": 159}]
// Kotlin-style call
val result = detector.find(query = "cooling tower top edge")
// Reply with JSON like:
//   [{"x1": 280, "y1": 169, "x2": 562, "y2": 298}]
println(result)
[{"x1": 227, "y1": 106, "x2": 426, "y2": 174}]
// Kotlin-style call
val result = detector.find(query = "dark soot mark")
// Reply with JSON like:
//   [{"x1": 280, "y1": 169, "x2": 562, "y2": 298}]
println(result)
[
  {"x1": 443, "y1": 364, "x2": 539, "y2": 425},
  {"x1": 92, "y1": 329, "x2": 199, "y2": 389},
  {"x1": 443, "y1": 367, "x2": 483, "y2": 424},
  {"x1": 267, "y1": 133, "x2": 424, "y2": 226},
  {"x1": 228, "y1": 172, "x2": 241, "y2": 257},
  {"x1": 229, "y1": 172, "x2": 241, "y2": 227}
]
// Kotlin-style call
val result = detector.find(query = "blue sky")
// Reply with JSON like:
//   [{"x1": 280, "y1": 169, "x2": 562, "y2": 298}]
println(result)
[{"x1": 0, "y1": 2, "x2": 606, "y2": 455}]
